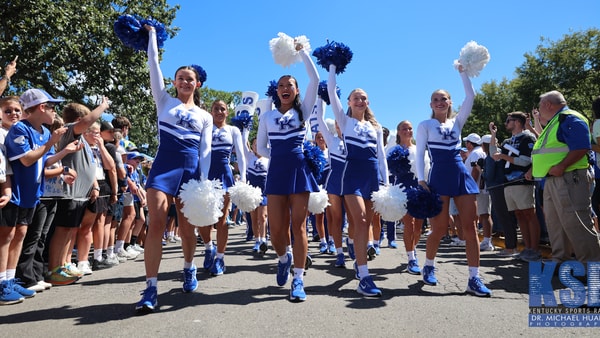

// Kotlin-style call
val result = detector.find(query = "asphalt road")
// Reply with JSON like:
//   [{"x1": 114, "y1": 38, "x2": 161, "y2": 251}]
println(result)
[{"x1": 0, "y1": 225, "x2": 596, "y2": 337}]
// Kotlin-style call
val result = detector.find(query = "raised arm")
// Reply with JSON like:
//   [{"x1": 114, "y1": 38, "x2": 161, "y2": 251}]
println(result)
[
  {"x1": 328, "y1": 65, "x2": 347, "y2": 131},
  {"x1": 454, "y1": 71, "x2": 475, "y2": 130},
  {"x1": 232, "y1": 127, "x2": 247, "y2": 183},
  {"x1": 146, "y1": 27, "x2": 166, "y2": 102},
  {"x1": 256, "y1": 114, "x2": 270, "y2": 159},
  {"x1": 415, "y1": 121, "x2": 429, "y2": 183},
  {"x1": 198, "y1": 117, "x2": 213, "y2": 180},
  {"x1": 313, "y1": 99, "x2": 336, "y2": 147},
  {"x1": 376, "y1": 127, "x2": 389, "y2": 185},
  {"x1": 298, "y1": 49, "x2": 319, "y2": 120}
]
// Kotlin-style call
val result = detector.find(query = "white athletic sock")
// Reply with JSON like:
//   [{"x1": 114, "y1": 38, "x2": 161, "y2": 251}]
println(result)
[
  {"x1": 293, "y1": 268, "x2": 304, "y2": 281},
  {"x1": 146, "y1": 278, "x2": 158, "y2": 288},
  {"x1": 358, "y1": 264, "x2": 369, "y2": 280},
  {"x1": 425, "y1": 258, "x2": 435, "y2": 267},
  {"x1": 279, "y1": 254, "x2": 289, "y2": 264},
  {"x1": 468, "y1": 266, "x2": 480, "y2": 279},
  {"x1": 407, "y1": 251, "x2": 416, "y2": 261}
]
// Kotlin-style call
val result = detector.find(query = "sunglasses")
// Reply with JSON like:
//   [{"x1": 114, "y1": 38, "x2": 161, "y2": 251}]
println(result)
[
  {"x1": 505, "y1": 118, "x2": 516, "y2": 124},
  {"x1": 3, "y1": 109, "x2": 22, "y2": 115}
]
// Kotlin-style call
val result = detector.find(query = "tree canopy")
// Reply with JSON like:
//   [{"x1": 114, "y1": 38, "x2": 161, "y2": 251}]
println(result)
[
  {"x1": 0, "y1": 0, "x2": 240, "y2": 155},
  {"x1": 464, "y1": 28, "x2": 600, "y2": 142}
]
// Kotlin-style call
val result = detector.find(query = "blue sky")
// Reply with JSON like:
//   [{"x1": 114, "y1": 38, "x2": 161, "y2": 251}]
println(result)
[{"x1": 159, "y1": 0, "x2": 599, "y2": 139}]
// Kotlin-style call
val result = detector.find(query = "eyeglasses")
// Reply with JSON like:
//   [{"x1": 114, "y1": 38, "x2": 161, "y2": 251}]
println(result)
[
  {"x1": 3, "y1": 109, "x2": 22, "y2": 115},
  {"x1": 505, "y1": 118, "x2": 516, "y2": 124},
  {"x1": 44, "y1": 103, "x2": 57, "y2": 110}
]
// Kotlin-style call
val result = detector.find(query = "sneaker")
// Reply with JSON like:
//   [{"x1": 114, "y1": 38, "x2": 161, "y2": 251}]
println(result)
[
  {"x1": 117, "y1": 248, "x2": 137, "y2": 260},
  {"x1": 520, "y1": 249, "x2": 542, "y2": 262},
  {"x1": 357, "y1": 275, "x2": 382, "y2": 297},
  {"x1": 252, "y1": 242, "x2": 261, "y2": 253},
  {"x1": 45, "y1": 266, "x2": 79, "y2": 286},
  {"x1": 125, "y1": 246, "x2": 141, "y2": 258},
  {"x1": 496, "y1": 248, "x2": 518, "y2": 258},
  {"x1": 183, "y1": 266, "x2": 198, "y2": 292},
  {"x1": 327, "y1": 240, "x2": 336, "y2": 255},
  {"x1": 167, "y1": 236, "x2": 177, "y2": 243},
  {"x1": 407, "y1": 259, "x2": 421, "y2": 275},
  {"x1": 0, "y1": 280, "x2": 24, "y2": 305},
  {"x1": 92, "y1": 259, "x2": 115, "y2": 271},
  {"x1": 104, "y1": 254, "x2": 120, "y2": 266},
  {"x1": 203, "y1": 246, "x2": 216, "y2": 270},
  {"x1": 388, "y1": 240, "x2": 398, "y2": 249},
  {"x1": 135, "y1": 286, "x2": 158, "y2": 313},
  {"x1": 8, "y1": 279, "x2": 36, "y2": 298},
  {"x1": 68, "y1": 263, "x2": 87, "y2": 277},
  {"x1": 27, "y1": 283, "x2": 45, "y2": 293},
  {"x1": 210, "y1": 257, "x2": 226, "y2": 276},
  {"x1": 422, "y1": 265, "x2": 437, "y2": 286},
  {"x1": 480, "y1": 240, "x2": 495, "y2": 251},
  {"x1": 466, "y1": 276, "x2": 492, "y2": 297},
  {"x1": 173, "y1": 235, "x2": 182, "y2": 242},
  {"x1": 276, "y1": 253, "x2": 292, "y2": 286},
  {"x1": 374, "y1": 243, "x2": 381, "y2": 256},
  {"x1": 334, "y1": 253, "x2": 346, "y2": 268},
  {"x1": 37, "y1": 280, "x2": 52, "y2": 290},
  {"x1": 319, "y1": 242, "x2": 327, "y2": 254},
  {"x1": 346, "y1": 238, "x2": 355, "y2": 260},
  {"x1": 289, "y1": 278, "x2": 307, "y2": 302},
  {"x1": 367, "y1": 245, "x2": 377, "y2": 261},
  {"x1": 305, "y1": 254, "x2": 313, "y2": 270},
  {"x1": 111, "y1": 253, "x2": 127, "y2": 263},
  {"x1": 449, "y1": 238, "x2": 466, "y2": 247},
  {"x1": 131, "y1": 244, "x2": 145, "y2": 253},
  {"x1": 259, "y1": 241, "x2": 268, "y2": 255}
]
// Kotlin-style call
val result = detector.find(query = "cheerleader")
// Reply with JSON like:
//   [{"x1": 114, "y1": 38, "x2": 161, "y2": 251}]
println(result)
[
  {"x1": 327, "y1": 65, "x2": 388, "y2": 297},
  {"x1": 256, "y1": 43, "x2": 319, "y2": 302},
  {"x1": 415, "y1": 66, "x2": 491, "y2": 297},
  {"x1": 136, "y1": 25, "x2": 213, "y2": 313},
  {"x1": 198, "y1": 100, "x2": 246, "y2": 276},
  {"x1": 243, "y1": 131, "x2": 269, "y2": 255},
  {"x1": 311, "y1": 99, "x2": 347, "y2": 267},
  {"x1": 390, "y1": 120, "x2": 430, "y2": 275}
]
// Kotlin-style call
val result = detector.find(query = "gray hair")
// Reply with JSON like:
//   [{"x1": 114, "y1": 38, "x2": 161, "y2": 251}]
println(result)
[{"x1": 540, "y1": 90, "x2": 567, "y2": 105}]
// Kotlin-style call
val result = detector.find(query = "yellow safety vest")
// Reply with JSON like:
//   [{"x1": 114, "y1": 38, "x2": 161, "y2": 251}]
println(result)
[{"x1": 531, "y1": 109, "x2": 589, "y2": 178}]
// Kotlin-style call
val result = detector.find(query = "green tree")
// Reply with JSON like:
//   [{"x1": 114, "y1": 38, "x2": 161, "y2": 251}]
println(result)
[
  {"x1": 0, "y1": 0, "x2": 240, "y2": 155},
  {"x1": 465, "y1": 28, "x2": 600, "y2": 141}
]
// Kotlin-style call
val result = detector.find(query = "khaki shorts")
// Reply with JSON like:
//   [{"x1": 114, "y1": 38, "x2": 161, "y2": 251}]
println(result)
[
  {"x1": 476, "y1": 192, "x2": 491, "y2": 215},
  {"x1": 504, "y1": 185, "x2": 535, "y2": 211}
]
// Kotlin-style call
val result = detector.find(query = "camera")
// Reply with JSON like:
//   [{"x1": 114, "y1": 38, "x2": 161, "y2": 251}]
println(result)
[{"x1": 471, "y1": 158, "x2": 485, "y2": 167}]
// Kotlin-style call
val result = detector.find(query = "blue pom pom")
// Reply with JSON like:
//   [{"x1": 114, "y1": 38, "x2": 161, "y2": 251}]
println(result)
[
  {"x1": 312, "y1": 41, "x2": 353, "y2": 74},
  {"x1": 317, "y1": 81, "x2": 341, "y2": 105},
  {"x1": 303, "y1": 141, "x2": 327, "y2": 181},
  {"x1": 190, "y1": 64, "x2": 207, "y2": 84},
  {"x1": 114, "y1": 15, "x2": 167, "y2": 51},
  {"x1": 387, "y1": 145, "x2": 417, "y2": 188},
  {"x1": 231, "y1": 111, "x2": 252, "y2": 130},
  {"x1": 265, "y1": 80, "x2": 281, "y2": 108},
  {"x1": 405, "y1": 185, "x2": 443, "y2": 219}
]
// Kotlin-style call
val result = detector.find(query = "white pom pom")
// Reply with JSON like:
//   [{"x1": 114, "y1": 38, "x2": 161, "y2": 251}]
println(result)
[
  {"x1": 269, "y1": 32, "x2": 311, "y2": 67},
  {"x1": 179, "y1": 179, "x2": 225, "y2": 227},
  {"x1": 308, "y1": 187, "x2": 330, "y2": 214},
  {"x1": 371, "y1": 185, "x2": 407, "y2": 222},
  {"x1": 453, "y1": 41, "x2": 490, "y2": 77},
  {"x1": 228, "y1": 182, "x2": 263, "y2": 213}
]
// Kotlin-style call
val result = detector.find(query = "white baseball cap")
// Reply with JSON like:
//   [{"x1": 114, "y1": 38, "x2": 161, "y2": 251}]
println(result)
[
  {"x1": 20, "y1": 89, "x2": 64, "y2": 110},
  {"x1": 462, "y1": 133, "x2": 482, "y2": 145}
]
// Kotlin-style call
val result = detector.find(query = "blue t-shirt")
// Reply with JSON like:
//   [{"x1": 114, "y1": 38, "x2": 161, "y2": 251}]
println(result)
[
  {"x1": 556, "y1": 110, "x2": 591, "y2": 150},
  {"x1": 6, "y1": 120, "x2": 54, "y2": 208}
]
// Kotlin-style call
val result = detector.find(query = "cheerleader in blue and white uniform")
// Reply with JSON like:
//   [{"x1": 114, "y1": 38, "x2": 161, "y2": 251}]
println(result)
[
  {"x1": 311, "y1": 98, "x2": 348, "y2": 267},
  {"x1": 327, "y1": 65, "x2": 388, "y2": 297},
  {"x1": 243, "y1": 130, "x2": 269, "y2": 255},
  {"x1": 415, "y1": 66, "x2": 491, "y2": 297},
  {"x1": 136, "y1": 25, "x2": 213, "y2": 313},
  {"x1": 256, "y1": 43, "x2": 319, "y2": 302},
  {"x1": 198, "y1": 100, "x2": 246, "y2": 276}
]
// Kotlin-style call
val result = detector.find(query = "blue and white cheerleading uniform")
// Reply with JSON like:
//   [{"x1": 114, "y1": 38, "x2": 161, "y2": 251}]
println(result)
[
  {"x1": 311, "y1": 99, "x2": 346, "y2": 196},
  {"x1": 208, "y1": 125, "x2": 246, "y2": 191},
  {"x1": 415, "y1": 72, "x2": 478, "y2": 197},
  {"x1": 327, "y1": 69, "x2": 388, "y2": 197},
  {"x1": 144, "y1": 29, "x2": 213, "y2": 197},
  {"x1": 256, "y1": 49, "x2": 320, "y2": 195},
  {"x1": 246, "y1": 150, "x2": 269, "y2": 206}
]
